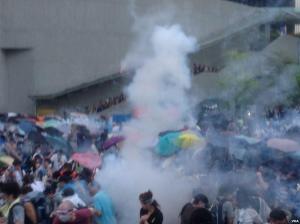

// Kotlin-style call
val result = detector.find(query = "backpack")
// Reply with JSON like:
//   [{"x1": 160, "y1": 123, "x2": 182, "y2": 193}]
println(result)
[
  {"x1": 7, "y1": 202, "x2": 21, "y2": 224},
  {"x1": 180, "y1": 203, "x2": 195, "y2": 224},
  {"x1": 8, "y1": 202, "x2": 33, "y2": 224},
  {"x1": 30, "y1": 193, "x2": 47, "y2": 223},
  {"x1": 210, "y1": 199, "x2": 227, "y2": 224}
]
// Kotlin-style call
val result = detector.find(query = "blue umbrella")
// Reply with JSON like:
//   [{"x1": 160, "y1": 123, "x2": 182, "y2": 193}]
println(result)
[
  {"x1": 289, "y1": 150, "x2": 300, "y2": 160},
  {"x1": 18, "y1": 120, "x2": 37, "y2": 133}
]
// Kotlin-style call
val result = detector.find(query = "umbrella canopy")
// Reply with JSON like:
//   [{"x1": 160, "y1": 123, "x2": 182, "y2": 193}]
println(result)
[
  {"x1": 267, "y1": 138, "x2": 300, "y2": 153},
  {"x1": 176, "y1": 133, "x2": 203, "y2": 149},
  {"x1": 102, "y1": 136, "x2": 125, "y2": 150},
  {"x1": 44, "y1": 135, "x2": 71, "y2": 151},
  {"x1": 234, "y1": 135, "x2": 261, "y2": 145},
  {"x1": 71, "y1": 152, "x2": 101, "y2": 170},
  {"x1": 0, "y1": 155, "x2": 14, "y2": 166},
  {"x1": 290, "y1": 150, "x2": 300, "y2": 160},
  {"x1": 158, "y1": 127, "x2": 188, "y2": 137},
  {"x1": 42, "y1": 119, "x2": 62, "y2": 128},
  {"x1": 18, "y1": 120, "x2": 37, "y2": 133},
  {"x1": 43, "y1": 127, "x2": 63, "y2": 137},
  {"x1": 28, "y1": 131, "x2": 46, "y2": 144},
  {"x1": 155, "y1": 132, "x2": 181, "y2": 157}
]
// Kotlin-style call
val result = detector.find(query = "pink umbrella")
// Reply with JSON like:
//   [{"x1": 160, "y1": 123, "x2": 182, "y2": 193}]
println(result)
[
  {"x1": 71, "y1": 152, "x2": 101, "y2": 170},
  {"x1": 267, "y1": 138, "x2": 300, "y2": 153}
]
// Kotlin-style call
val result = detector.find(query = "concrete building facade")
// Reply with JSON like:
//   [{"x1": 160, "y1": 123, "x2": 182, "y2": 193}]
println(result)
[{"x1": 0, "y1": 0, "x2": 298, "y2": 115}]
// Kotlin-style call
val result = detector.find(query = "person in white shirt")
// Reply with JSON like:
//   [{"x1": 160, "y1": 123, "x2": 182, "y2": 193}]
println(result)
[
  {"x1": 61, "y1": 187, "x2": 86, "y2": 208},
  {"x1": 50, "y1": 150, "x2": 67, "y2": 172},
  {"x1": 236, "y1": 188, "x2": 263, "y2": 224}
]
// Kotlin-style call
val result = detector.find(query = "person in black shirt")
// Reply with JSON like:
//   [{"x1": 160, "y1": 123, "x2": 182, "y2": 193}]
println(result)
[
  {"x1": 180, "y1": 194, "x2": 210, "y2": 224},
  {"x1": 139, "y1": 190, "x2": 163, "y2": 224},
  {"x1": 189, "y1": 208, "x2": 213, "y2": 224}
]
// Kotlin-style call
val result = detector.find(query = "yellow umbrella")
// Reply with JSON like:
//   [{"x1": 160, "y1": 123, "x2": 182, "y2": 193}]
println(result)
[
  {"x1": 176, "y1": 133, "x2": 203, "y2": 149},
  {"x1": 0, "y1": 155, "x2": 14, "y2": 166}
]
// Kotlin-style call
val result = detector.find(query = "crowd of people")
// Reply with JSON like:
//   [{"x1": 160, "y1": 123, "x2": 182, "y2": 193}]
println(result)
[
  {"x1": 86, "y1": 94, "x2": 127, "y2": 114},
  {"x1": 193, "y1": 64, "x2": 219, "y2": 75},
  {"x1": 0, "y1": 111, "x2": 299, "y2": 224},
  {"x1": 0, "y1": 114, "x2": 119, "y2": 224}
]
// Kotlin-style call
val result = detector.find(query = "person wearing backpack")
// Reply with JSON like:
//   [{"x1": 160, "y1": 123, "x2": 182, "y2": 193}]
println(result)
[
  {"x1": 180, "y1": 194, "x2": 210, "y2": 224},
  {"x1": 0, "y1": 181, "x2": 25, "y2": 224},
  {"x1": 190, "y1": 208, "x2": 213, "y2": 224},
  {"x1": 20, "y1": 185, "x2": 47, "y2": 224},
  {"x1": 210, "y1": 186, "x2": 236, "y2": 224},
  {"x1": 236, "y1": 188, "x2": 263, "y2": 224},
  {"x1": 20, "y1": 186, "x2": 38, "y2": 224}
]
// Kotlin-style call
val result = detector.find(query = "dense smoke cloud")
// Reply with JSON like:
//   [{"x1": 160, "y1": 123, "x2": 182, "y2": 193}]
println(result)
[
  {"x1": 97, "y1": 25, "x2": 199, "y2": 224},
  {"x1": 96, "y1": 2, "x2": 300, "y2": 223}
]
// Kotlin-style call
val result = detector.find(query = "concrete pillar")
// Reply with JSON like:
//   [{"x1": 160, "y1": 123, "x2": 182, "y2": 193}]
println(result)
[
  {"x1": 4, "y1": 49, "x2": 34, "y2": 114},
  {"x1": 0, "y1": 51, "x2": 8, "y2": 112}
]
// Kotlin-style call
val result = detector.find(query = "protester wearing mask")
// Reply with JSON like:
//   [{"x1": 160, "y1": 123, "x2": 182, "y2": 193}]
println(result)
[{"x1": 139, "y1": 190, "x2": 163, "y2": 224}]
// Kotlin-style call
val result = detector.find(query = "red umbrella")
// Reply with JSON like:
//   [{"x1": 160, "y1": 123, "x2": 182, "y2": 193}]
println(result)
[
  {"x1": 71, "y1": 152, "x2": 101, "y2": 170},
  {"x1": 267, "y1": 138, "x2": 300, "y2": 153}
]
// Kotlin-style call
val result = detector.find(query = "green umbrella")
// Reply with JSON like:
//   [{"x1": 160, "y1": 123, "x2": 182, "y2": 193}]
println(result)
[
  {"x1": 43, "y1": 119, "x2": 62, "y2": 128},
  {"x1": 155, "y1": 132, "x2": 181, "y2": 157}
]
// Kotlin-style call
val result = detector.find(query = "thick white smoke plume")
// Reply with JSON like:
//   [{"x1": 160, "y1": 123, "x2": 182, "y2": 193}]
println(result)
[
  {"x1": 126, "y1": 25, "x2": 197, "y2": 142},
  {"x1": 97, "y1": 25, "x2": 199, "y2": 224}
]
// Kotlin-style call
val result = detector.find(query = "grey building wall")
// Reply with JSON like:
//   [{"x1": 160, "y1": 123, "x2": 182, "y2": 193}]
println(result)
[
  {"x1": 0, "y1": 51, "x2": 8, "y2": 111},
  {"x1": 4, "y1": 49, "x2": 34, "y2": 113},
  {"x1": 0, "y1": 0, "x2": 133, "y2": 97},
  {"x1": 0, "y1": 0, "x2": 272, "y2": 113}
]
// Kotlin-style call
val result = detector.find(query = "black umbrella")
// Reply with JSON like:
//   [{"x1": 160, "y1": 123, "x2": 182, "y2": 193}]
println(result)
[
  {"x1": 28, "y1": 131, "x2": 46, "y2": 144},
  {"x1": 43, "y1": 127, "x2": 63, "y2": 137}
]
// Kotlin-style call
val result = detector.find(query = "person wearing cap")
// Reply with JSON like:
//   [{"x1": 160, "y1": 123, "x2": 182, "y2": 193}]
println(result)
[
  {"x1": 139, "y1": 190, "x2": 163, "y2": 224},
  {"x1": 180, "y1": 194, "x2": 210, "y2": 224}
]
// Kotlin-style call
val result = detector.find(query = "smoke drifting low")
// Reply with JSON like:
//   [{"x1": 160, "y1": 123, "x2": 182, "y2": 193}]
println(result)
[{"x1": 97, "y1": 25, "x2": 199, "y2": 224}]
